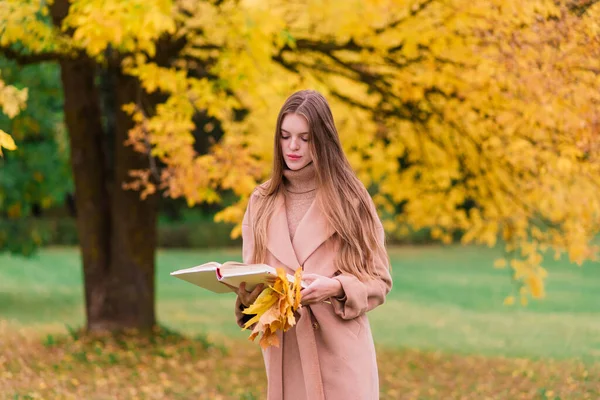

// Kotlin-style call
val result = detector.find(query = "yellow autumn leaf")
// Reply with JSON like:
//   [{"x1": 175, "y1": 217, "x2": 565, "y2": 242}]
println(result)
[
  {"x1": 242, "y1": 267, "x2": 303, "y2": 349},
  {"x1": 0, "y1": 130, "x2": 17, "y2": 156},
  {"x1": 520, "y1": 295, "x2": 529, "y2": 306},
  {"x1": 527, "y1": 274, "x2": 545, "y2": 299},
  {"x1": 503, "y1": 296, "x2": 515, "y2": 306},
  {"x1": 0, "y1": 77, "x2": 28, "y2": 118},
  {"x1": 242, "y1": 287, "x2": 279, "y2": 328}
]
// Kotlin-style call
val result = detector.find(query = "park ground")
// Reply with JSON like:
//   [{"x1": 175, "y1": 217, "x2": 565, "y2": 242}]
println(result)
[{"x1": 1, "y1": 245, "x2": 599, "y2": 399}]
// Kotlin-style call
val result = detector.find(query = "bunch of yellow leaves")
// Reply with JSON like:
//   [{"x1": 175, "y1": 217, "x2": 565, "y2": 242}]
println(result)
[{"x1": 242, "y1": 267, "x2": 303, "y2": 349}]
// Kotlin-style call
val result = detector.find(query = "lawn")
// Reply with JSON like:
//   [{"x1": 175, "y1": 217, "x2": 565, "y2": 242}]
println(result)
[
  {"x1": 2, "y1": 245, "x2": 599, "y2": 360},
  {"x1": 1, "y1": 245, "x2": 599, "y2": 399}
]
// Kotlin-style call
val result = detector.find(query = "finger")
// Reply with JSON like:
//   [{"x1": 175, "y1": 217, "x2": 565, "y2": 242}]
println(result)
[
  {"x1": 239, "y1": 284, "x2": 253, "y2": 304},
  {"x1": 300, "y1": 295, "x2": 312, "y2": 305},
  {"x1": 302, "y1": 279, "x2": 320, "y2": 290},
  {"x1": 251, "y1": 283, "x2": 265, "y2": 296},
  {"x1": 239, "y1": 292, "x2": 250, "y2": 304},
  {"x1": 243, "y1": 282, "x2": 259, "y2": 294},
  {"x1": 300, "y1": 286, "x2": 314, "y2": 297},
  {"x1": 300, "y1": 293, "x2": 319, "y2": 306},
  {"x1": 241, "y1": 284, "x2": 265, "y2": 304},
  {"x1": 301, "y1": 295, "x2": 318, "y2": 305},
  {"x1": 302, "y1": 274, "x2": 320, "y2": 282}
]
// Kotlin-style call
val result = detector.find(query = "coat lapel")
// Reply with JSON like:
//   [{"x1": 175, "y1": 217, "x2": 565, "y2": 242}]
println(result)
[
  {"x1": 292, "y1": 196, "x2": 335, "y2": 266},
  {"x1": 266, "y1": 193, "x2": 302, "y2": 270}
]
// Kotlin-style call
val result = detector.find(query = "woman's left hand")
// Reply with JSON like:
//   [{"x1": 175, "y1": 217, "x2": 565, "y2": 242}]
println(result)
[{"x1": 300, "y1": 273, "x2": 344, "y2": 305}]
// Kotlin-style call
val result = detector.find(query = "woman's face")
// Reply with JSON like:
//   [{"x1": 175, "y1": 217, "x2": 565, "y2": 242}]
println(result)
[{"x1": 280, "y1": 113, "x2": 313, "y2": 170}]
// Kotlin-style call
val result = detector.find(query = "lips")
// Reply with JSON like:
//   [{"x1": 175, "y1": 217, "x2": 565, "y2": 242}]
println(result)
[{"x1": 287, "y1": 154, "x2": 302, "y2": 160}]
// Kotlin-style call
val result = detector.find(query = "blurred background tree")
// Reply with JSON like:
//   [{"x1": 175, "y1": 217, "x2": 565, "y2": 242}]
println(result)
[
  {"x1": 0, "y1": 60, "x2": 71, "y2": 255},
  {"x1": 0, "y1": 0, "x2": 599, "y2": 331}
]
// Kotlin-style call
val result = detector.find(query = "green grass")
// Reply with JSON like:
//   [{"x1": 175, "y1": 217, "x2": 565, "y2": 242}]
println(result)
[{"x1": 1, "y1": 245, "x2": 599, "y2": 361}]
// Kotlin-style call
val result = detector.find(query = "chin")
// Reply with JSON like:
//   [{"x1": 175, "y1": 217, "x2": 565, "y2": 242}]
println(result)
[{"x1": 285, "y1": 161, "x2": 309, "y2": 170}]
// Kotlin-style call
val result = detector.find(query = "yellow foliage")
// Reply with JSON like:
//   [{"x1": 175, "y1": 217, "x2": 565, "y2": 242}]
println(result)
[
  {"x1": 0, "y1": 0, "x2": 63, "y2": 54},
  {"x1": 0, "y1": 76, "x2": 28, "y2": 155},
  {"x1": 0, "y1": 129, "x2": 16, "y2": 156},
  {"x1": 242, "y1": 267, "x2": 303, "y2": 349},
  {"x1": 1, "y1": 0, "x2": 599, "y2": 300},
  {"x1": 503, "y1": 296, "x2": 515, "y2": 306},
  {"x1": 0, "y1": 80, "x2": 27, "y2": 118},
  {"x1": 63, "y1": 0, "x2": 175, "y2": 57}
]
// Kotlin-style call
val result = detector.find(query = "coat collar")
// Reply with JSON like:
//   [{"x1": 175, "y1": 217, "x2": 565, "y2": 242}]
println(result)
[{"x1": 266, "y1": 192, "x2": 335, "y2": 269}]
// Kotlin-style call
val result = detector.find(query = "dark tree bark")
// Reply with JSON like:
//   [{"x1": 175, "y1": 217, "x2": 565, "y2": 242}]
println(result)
[
  {"x1": 107, "y1": 71, "x2": 157, "y2": 330},
  {"x1": 50, "y1": 0, "x2": 157, "y2": 332},
  {"x1": 58, "y1": 59, "x2": 157, "y2": 332},
  {"x1": 57, "y1": 57, "x2": 109, "y2": 331},
  {"x1": 58, "y1": 61, "x2": 157, "y2": 332}
]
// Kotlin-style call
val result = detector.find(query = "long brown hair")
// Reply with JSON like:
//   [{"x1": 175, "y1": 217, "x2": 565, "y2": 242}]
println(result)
[{"x1": 251, "y1": 90, "x2": 390, "y2": 280}]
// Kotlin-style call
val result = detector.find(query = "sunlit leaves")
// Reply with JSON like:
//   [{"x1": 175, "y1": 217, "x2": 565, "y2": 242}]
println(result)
[
  {"x1": 125, "y1": 0, "x2": 600, "y2": 303},
  {"x1": 0, "y1": 75, "x2": 27, "y2": 155},
  {"x1": 0, "y1": 77, "x2": 27, "y2": 118},
  {"x1": 63, "y1": 0, "x2": 176, "y2": 57},
  {"x1": 0, "y1": 129, "x2": 15, "y2": 155},
  {"x1": 0, "y1": 0, "x2": 63, "y2": 54},
  {"x1": 1, "y1": 0, "x2": 599, "y2": 301}
]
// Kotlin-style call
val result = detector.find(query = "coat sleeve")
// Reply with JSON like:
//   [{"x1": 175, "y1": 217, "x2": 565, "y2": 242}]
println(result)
[
  {"x1": 330, "y1": 202, "x2": 393, "y2": 320},
  {"x1": 234, "y1": 193, "x2": 257, "y2": 328}
]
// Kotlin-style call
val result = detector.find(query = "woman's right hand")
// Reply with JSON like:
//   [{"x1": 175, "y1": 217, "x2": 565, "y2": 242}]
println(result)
[{"x1": 236, "y1": 282, "x2": 265, "y2": 307}]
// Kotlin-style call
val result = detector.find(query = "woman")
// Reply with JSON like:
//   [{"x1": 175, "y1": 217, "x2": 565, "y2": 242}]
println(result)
[{"x1": 234, "y1": 90, "x2": 392, "y2": 400}]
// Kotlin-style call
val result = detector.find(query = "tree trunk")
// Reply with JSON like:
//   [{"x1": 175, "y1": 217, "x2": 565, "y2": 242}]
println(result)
[
  {"x1": 58, "y1": 57, "x2": 111, "y2": 331},
  {"x1": 49, "y1": 0, "x2": 158, "y2": 332},
  {"x1": 107, "y1": 71, "x2": 157, "y2": 330},
  {"x1": 58, "y1": 59, "x2": 158, "y2": 332}
]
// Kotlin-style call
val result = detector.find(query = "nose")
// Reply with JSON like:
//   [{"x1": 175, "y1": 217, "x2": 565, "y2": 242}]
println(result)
[{"x1": 289, "y1": 137, "x2": 300, "y2": 151}]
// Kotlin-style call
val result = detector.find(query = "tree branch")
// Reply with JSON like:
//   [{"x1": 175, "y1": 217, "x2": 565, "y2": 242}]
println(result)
[
  {"x1": 272, "y1": 52, "x2": 300, "y2": 73},
  {"x1": 568, "y1": 0, "x2": 600, "y2": 16},
  {"x1": 328, "y1": 89, "x2": 373, "y2": 112},
  {"x1": 573, "y1": 66, "x2": 600, "y2": 74},
  {"x1": 374, "y1": 0, "x2": 436, "y2": 34},
  {"x1": 273, "y1": 42, "x2": 431, "y2": 122},
  {"x1": 0, "y1": 46, "x2": 62, "y2": 65},
  {"x1": 293, "y1": 38, "x2": 368, "y2": 53}
]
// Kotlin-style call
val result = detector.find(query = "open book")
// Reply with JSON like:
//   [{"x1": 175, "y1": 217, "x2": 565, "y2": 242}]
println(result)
[{"x1": 170, "y1": 261, "x2": 306, "y2": 294}]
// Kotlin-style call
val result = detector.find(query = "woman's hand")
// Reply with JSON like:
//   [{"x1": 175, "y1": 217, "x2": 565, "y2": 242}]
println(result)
[
  {"x1": 300, "y1": 274, "x2": 344, "y2": 305},
  {"x1": 235, "y1": 282, "x2": 265, "y2": 307}
]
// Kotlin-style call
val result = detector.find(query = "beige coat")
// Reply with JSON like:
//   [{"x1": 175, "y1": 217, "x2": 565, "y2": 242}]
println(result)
[{"x1": 235, "y1": 188, "x2": 392, "y2": 400}]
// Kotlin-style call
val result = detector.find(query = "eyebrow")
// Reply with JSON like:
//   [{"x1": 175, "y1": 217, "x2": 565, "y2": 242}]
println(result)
[{"x1": 281, "y1": 129, "x2": 309, "y2": 135}]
